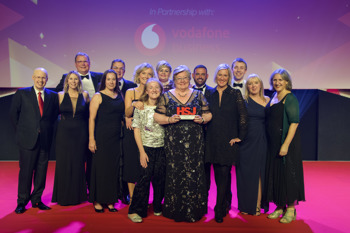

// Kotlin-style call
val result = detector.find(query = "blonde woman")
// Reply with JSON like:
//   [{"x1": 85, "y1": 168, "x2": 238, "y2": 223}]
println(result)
[
  {"x1": 236, "y1": 74, "x2": 269, "y2": 216},
  {"x1": 156, "y1": 60, "x2": 173, "y2": 92},
  {"x1": 123, "y1": 63, "x2": 156, "y2": 204},
  {"x1": 52, "y1": 71, "x2": 90, "y2": 205}
]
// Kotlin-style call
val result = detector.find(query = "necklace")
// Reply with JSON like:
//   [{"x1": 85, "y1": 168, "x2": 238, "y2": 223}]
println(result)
[{"x1": 177, "y1": 91, "x2": 188, "y2": 97}]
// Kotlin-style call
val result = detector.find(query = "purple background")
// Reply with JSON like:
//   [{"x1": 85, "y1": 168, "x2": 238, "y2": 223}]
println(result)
[{"x1": 1, "y1": 0, "x2": 350, "y2": 88}]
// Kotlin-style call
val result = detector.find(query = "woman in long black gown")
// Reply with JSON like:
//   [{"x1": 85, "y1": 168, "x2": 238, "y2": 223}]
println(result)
[
  {"x1": 88, "y1": 69, "x2": 124, "y2": 213},
  {"x1": 265, "y1": 69, "x2": 305, "y2": 223},
  {"x1": 52, "y1": 71, "x2": 89, "y2": 205},
  {"x1": 154, "y1": 65, "x2": 212, "y2": 222},
  {"x1": 205, "y1": 64, "x2": 248, "y2": 223},
  {"x1": 236, "y1": 74, "x2": 269, "y2": 215}
]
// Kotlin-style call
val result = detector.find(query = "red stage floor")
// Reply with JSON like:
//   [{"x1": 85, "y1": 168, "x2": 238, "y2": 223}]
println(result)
[{"x1": 0, "y1": 161, "x2": 349, "y2": 233}]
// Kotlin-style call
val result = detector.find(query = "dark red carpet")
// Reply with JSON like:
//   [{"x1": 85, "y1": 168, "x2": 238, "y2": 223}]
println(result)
[{"x1": 0, "y1": 161, "x2": 348, "y2": 233}]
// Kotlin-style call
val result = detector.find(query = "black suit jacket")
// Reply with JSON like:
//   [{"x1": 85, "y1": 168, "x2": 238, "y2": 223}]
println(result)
[
  {"x1": 55, "y1": 71, "x2": 103, "y2": 92},
  {"x1": 10, "y1": 87, "x2": 59, "y2": 151},
  {"x1": 204, "y1": 85, "x2": 215, "y2": 103},
  {"x1": 120, "y1": 78, "x2": 137, "y2": 97}
]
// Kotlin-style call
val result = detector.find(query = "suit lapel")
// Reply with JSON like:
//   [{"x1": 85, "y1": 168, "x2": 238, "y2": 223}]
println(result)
[
  {"x1": 42, "y1": 89, "x2": 52, "y2": 116},
  {"x1": 90, "y1": 72, "x2": 99, "y2": 91}
]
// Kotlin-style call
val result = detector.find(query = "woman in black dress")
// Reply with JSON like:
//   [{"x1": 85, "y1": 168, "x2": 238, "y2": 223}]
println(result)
[
  {"x1": 88, "y1": 69, "x2": 124, "y2": 213},
  {"x1": 265, "y1": 69, "x2": 305, "y2": 223},
  {"x1": 154, "y1": 65, "x2": 212, "y2": 222},
  {"x1": 236, "y1": 74, "x2": 269, "y2": 215},
  {"x1": 205, "y1": 64, "x2": 248, "y2": 223},
  {"x1": 123, "y1": 63, "x2": 156, "y2": 204},
  {"x1": 52, "y1": 71, "x2": 89, "y2": 205}
]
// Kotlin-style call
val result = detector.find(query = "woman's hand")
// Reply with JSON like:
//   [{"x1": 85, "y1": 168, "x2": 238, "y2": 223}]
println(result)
[
  {"x1": 89, "y1": 139, "x2": 97, "y2": 153},
  {"x1": 229, "y1": 138, "x2": 241, "y2": 146},
  {"x1": 194, "y1": 115, "x2": 204, "y2": 124},
  {"x1": 133, "y1": 101, "x2": 144, "y2": 110},
  {"x1": 140, "y1": 151, "x2": 149, "y2": 168},
  {"x1": 168, "y1": 114, "x2": 181, "y2": 124},
  {"x1": 125, "y1": 117, "x2": 133, "y2": 130},
  {"x1": 279, "y1": 143, "x2": 289, "y2": 156}
]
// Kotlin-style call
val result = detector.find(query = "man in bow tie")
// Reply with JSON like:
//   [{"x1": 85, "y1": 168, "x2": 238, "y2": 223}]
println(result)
[
  {"x1": 192, "y1": 65, "x2": 215, "y2": 101},
  {"x1": 231, "y1": 58, "x2": 248, "y2": 97},
  {"x1": 55, "y1": 52, "x2": 103, "y2": 98},
  {"x1": 11, "y1": 68, "x2": 59, "y2": 214}
]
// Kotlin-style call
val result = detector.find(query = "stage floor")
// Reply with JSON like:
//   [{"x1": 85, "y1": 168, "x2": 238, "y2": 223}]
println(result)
[{"x1": 0, "y1": 161, "x2": 349, "y2": 233}]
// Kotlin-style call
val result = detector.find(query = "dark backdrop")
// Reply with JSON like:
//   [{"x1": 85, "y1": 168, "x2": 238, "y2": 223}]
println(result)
[{"x1": 1, "y1": 89, "x2": 349, "y2": 161}]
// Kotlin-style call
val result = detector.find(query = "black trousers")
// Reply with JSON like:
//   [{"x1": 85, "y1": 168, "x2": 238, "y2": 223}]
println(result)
[
  {"x1": 17, "y1": 141, "x2": 49, "y2": 205},
  {"x1": 128, "y1": 146, "x2": 165, "y2": 217},
  {"x1": 213, "y1": 164, "x2": 232, "y2": 218}
]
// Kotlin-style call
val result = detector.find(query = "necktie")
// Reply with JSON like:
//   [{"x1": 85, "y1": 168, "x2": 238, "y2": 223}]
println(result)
[
  {"x1": 38, "y1": 92, "x2": 44, "y2": 117},
  {"x1": 233, "y1": 83, "x2": 243, "y2": 88},
  {"x1": 81, "y1": 75, "x2": 89, "y2": 80}
]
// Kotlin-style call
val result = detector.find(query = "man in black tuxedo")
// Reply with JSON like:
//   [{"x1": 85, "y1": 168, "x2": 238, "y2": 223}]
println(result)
[
  {"x1": 55, "y1": 52, "x2": 103, "y2": 98},
  {"x1": 110, "y1": 59, "x2": 137, "y2": 96},
  {"x1": 192, "y1": 64, "x2": 215, "y2": 99},
  {"x1": 231, "y1": 58, "x2": 248, "y2": 97},
  {"x1": 10, "y1": 68, "x2": 59, "y2": 214},
  {"x1": 110, "y1": 58, "x2": 137, "y2": 204}
]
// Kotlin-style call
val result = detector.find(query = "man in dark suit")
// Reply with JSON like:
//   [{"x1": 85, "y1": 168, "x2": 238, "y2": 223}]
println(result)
[
  {"x1": 10, "y1": 68, "x2": 59, "y2": 214},
  {"x1": 110, "y1": 59, "x2": 137, "y2": 96},
  {"x1": 192, "y1": 64, "x2": 215, "y2": 99},
  {"x1": 55, "y1": 52, "x2": 103, "y2": 98},
  {"x1": 110, "y1": 58, "x2": 137, "y2": 204},
  {"x1": 231, "y1": 58, "x2": 248, "y2": 97}
]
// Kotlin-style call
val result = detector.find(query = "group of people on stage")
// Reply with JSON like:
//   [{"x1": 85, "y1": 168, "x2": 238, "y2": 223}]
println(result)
[{"x1": 10, "y1": 52, "x2": 305, "y2": 224}]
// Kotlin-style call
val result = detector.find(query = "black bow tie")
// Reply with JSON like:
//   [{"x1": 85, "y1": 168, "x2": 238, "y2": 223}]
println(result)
[
  {"x1": 81, "y1": 75, "x2": 89, "y2": 80},
  {"x1": 233, "y1": 83, "x2": 243, "y2": 88},
  {"x1": 193, "y1": 85, "x2": 206, "y2": 92}
]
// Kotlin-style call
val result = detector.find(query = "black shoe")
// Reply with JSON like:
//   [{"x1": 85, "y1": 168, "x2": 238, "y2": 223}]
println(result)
[
  {"x1": 215, "y1": 216, "x2": 223, "y2": 223},
  {"x1": 94, "y1": 206, "x2": 104, "y2": 213},
  {"x1": 32, "y1": 202, "x2": 51, "y2": 210},
  {"x1": 15, "y1": 204, "x2": 26, "y2": 214},
  {"x1": 107, "y1": 206, "x2": 118, "y2": 212}
]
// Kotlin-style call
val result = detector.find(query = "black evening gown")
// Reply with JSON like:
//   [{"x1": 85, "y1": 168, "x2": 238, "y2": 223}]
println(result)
[
  {"x1": 236, "y1": 97, "x2": 268, "y2": 214},
  {"x1": 122, "y1": 91, "x2": 141, "y2": 183},
  {"x1": 265, "y1": 95, "x2": 305, "y2": 206},
  {"x1": 89, "y1": 93, "x2": 124, "y2": 204},
  {"x1": 156, "y1": 90, "x2": 209, "y2": 222},
  {"x1": 52, "y1": 93, "x2": 88, "y2": 205}
]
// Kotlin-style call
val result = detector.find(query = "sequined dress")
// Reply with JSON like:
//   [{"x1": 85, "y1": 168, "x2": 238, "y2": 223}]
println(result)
[{"x1": 155, "y1": 90, "x2": 209, "y2": 222}]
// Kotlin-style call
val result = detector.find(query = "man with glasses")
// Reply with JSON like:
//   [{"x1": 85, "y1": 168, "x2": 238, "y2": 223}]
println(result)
[{"x1": 55, "y1": 52, "x2": 102, "y2": 98}]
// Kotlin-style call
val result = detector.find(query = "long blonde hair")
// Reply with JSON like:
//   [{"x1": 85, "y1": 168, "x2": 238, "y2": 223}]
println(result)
[
  {"x1": 63, "y1": 71, "x2": 83, "y2": 93},
  {"x1": 244, "y1": 74, "x2": 265, "y2": 102}
]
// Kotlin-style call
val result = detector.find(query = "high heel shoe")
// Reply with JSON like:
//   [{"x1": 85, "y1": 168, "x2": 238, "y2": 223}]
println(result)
[
  {"x1": 280, "y1": 208, "x2": 296, "y2": 224},
  {"x1": 107, "y1": 204, "x2": 118, "y2": 212},
  {"x1": 267, "y1": 208, "x2": 284, "y2": 219},
  {"x1": 94, "y1": 206, "x2": 104, "y2": 213}
]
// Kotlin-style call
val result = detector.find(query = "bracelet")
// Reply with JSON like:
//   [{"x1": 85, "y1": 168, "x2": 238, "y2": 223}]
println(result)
[{"x1": 168, "y1": 117, "x2": 171, "y2": 124}]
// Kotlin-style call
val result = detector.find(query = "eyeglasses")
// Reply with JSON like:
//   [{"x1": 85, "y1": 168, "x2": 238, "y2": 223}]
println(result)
[{"x1": 175, "y1": 77, "x2": 189, "y2": 81}]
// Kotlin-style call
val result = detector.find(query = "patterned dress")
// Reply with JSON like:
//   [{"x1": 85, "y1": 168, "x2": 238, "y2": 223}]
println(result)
[{"x1": 155, "y1": 90, "x2": 209, "y2": 222}]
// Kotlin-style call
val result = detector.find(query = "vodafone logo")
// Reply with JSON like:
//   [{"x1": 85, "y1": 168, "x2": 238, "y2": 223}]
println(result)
[{"x1": 134, "y1": 23, "x2": 166, "y2": 56}]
